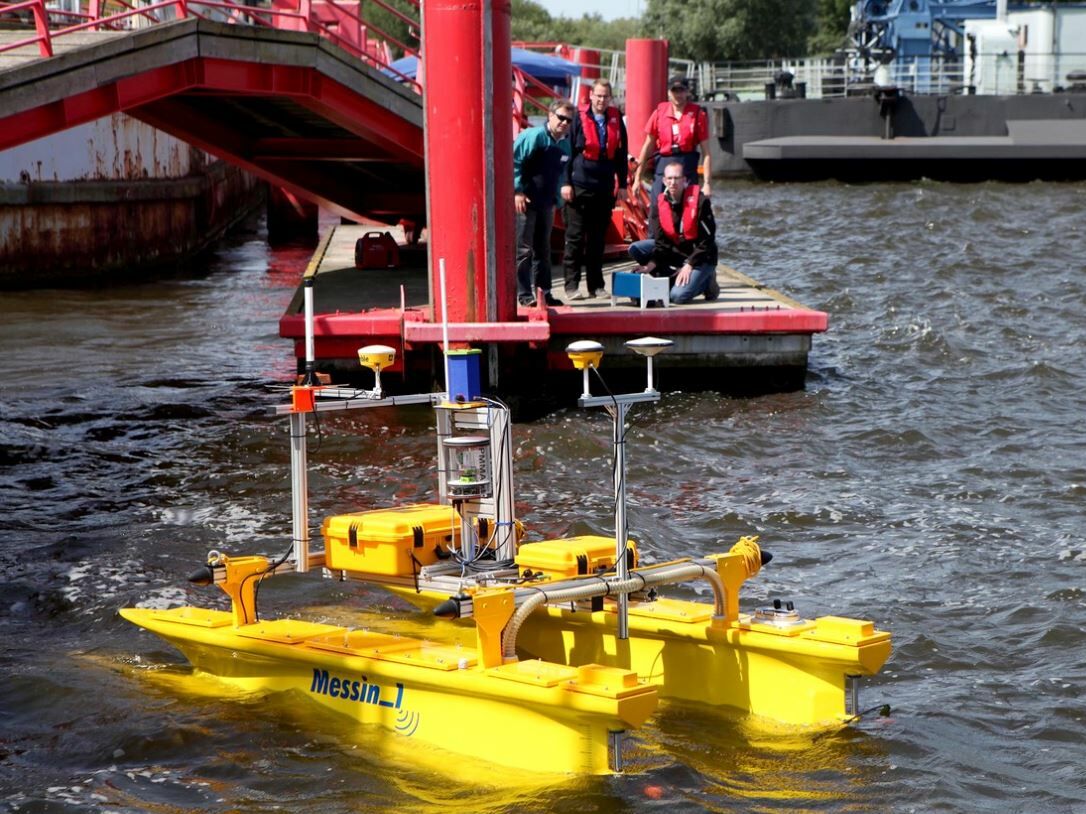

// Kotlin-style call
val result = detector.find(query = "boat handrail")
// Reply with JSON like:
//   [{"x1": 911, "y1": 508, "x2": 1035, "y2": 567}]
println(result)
[{"x1": 500, "y1": 559, "x2": 727, "y2": 660}]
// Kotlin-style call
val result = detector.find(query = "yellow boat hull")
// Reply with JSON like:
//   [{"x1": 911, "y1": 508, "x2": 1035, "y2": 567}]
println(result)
[
  {"x1": 519, "y1": 599, "x2": 891, "y2": 726},
  {"x1": 120, "y1": 606, "x2": 656, "y2": 774},
  {"x1": 384, "y1": 587, "x2": 891, "y2": 727}
]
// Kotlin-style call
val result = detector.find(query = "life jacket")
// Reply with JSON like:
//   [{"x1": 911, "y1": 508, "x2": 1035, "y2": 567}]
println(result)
[
  {"x1": 657, "y1": 185, "x2": 700, "y2": 242},
  {"x1": 579, "y1": 105, "x2": 623, "y2": 161},
  {"x1": 654, "y1": 101, "x2": 701, "y2": 155}
]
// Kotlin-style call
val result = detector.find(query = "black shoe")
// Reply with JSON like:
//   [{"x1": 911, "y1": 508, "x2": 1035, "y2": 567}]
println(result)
[
  {"x1": 705, "y1": 275, "x2": 720, "y2": 301},
  {"x1": 543, "y1": 293, "x2": 563, "y2": 306},
  {"x1": 518, "y1": 296, "x2": 536, "y2": 307}
]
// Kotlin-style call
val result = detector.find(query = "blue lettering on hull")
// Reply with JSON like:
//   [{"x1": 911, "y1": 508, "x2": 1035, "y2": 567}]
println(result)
[{"x1": 309, "y1": 669, "x2": 407, "y2": 714}]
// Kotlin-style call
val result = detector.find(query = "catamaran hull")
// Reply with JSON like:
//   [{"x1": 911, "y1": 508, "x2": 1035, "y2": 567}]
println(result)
[{"x1": 120, "y1": 606, "x2": 656, "y2": 774}]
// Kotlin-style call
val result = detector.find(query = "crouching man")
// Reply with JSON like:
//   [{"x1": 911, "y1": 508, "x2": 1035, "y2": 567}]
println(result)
[{"x1": 629, "y1": 159, "x2": 719, "y2": 304}]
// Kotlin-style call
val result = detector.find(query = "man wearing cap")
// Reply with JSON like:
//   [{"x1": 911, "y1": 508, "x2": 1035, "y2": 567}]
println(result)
[
  {"x1": 635, "y1": 75, "x2": 712, "y2": 234},
  {"x1": 628, "y1": 159, "x2": 719, "y2": 304},
  {"x1": 514, "y1": 99, "x2": 575, "y2": 308},
  {"x1": 560, "y1": 79, "x2": 629, "y2": 301}
]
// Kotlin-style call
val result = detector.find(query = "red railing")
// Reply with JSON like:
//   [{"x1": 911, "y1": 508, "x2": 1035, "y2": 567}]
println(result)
[
  {"x1": 511, "y1": 64, "x2": 561, "y2": 133},
  {"x1": 0, "y1": 6, "x2": 646, "y2": 236},
  {"x1": 1, "y1": 0, "x2": 58, "y2": 55},
  {"x1": 0, "y1": 0, "x2": 420, "y2": 88}
]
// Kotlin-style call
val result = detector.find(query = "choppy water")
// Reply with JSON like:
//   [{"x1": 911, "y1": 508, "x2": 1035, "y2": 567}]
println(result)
[{"x1": 2, "y1": 182, "x2": 1085, "y2": 813}]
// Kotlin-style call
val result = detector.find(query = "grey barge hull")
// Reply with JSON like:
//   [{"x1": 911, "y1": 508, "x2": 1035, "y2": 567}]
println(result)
[{"x1": 710, "y1": 93, "x2": 1086, "y2": 182}]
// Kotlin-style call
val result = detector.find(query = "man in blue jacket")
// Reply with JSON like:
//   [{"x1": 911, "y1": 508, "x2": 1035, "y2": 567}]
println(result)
[
  {"x1": 560, "y1": 79, "x2": 628, "y2": 300},
  {"x1": 513, "y1": 99, "x2": 574, "y2": 307}
]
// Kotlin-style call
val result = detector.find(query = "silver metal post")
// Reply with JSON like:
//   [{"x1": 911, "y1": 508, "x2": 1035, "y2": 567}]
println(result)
[
  {"x1": 290, "y1": 411, "x2": 310, "y2": 572},
  {"x1": 302, "y1": 277, "x2": 316, "y2": 384},
  {"x1": 492, "y1": 405, "x2": 517, "y2": 561},
  {"x1": 608, "y1": 730, "x2": 625, "y2": 772},
  {"x1": 610, "y1": 401, "x2": 629, "y2": 639}
]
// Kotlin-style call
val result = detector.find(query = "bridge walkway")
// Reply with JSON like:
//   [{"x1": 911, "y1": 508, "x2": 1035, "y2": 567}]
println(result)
[{"x1": 0, "y1": 19, "x2": 425, "y2": 224}]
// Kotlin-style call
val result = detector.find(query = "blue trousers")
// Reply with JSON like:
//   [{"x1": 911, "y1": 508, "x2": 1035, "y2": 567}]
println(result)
[{"x1": 627, "y1": 239, "x2": 713, "y2": 303}]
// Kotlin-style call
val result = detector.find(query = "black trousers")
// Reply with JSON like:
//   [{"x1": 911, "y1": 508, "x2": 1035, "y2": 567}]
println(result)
[
  {"x1": 516, "y1": 206, "x2": 555, "y2": 300},
  {"x1": 562, "y1": 188, "x2": 614, "y2": 295}
]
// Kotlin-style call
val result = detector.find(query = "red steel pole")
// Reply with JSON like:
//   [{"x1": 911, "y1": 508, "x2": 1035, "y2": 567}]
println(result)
[
  {"x1": 573, "y1": 48, "x2": 600, "y2": 107},
  {"x1": 421, "y1": 0, "x2": 515, "y2": 327},
  {"x1": 489, "y1": 0, "x2": 515, "y2": 324},
  {"x1": 624, "y1": 38, "x2": 668, "y2": 151}
]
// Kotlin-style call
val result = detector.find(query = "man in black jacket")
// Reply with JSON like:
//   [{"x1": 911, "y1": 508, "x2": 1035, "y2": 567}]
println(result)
[
  {"x1": 560, "y1": 79, "x2": 628, "y2": 300},
  {"x1": 629, "y1": 159, "x2": 719, "y2": 304}
]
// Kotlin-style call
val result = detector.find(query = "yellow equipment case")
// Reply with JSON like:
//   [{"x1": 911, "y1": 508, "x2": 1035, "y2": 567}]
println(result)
[
  {"x1": 323, "y1": 503, "x2": 460, "y2": 576},
  {"x1": 515, "y1": 535, "x2": 638, "y2": 580}
]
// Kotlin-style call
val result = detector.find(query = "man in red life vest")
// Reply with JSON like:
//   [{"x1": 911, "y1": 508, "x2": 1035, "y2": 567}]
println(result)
[
  {"x1": 628, "y1": 159, "x2": 719, "y2": 304},
  {"x1": 560, "y1": 79, "x2": 628, "y2": 300},
  {"x1": 635, "y1": 75, "x2": 712, "y2": 235}
]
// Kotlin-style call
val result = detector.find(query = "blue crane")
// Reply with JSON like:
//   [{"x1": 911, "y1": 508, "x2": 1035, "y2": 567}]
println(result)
[{"x1": 849, "y1": 0, "x2": 1005, "y2": 64}]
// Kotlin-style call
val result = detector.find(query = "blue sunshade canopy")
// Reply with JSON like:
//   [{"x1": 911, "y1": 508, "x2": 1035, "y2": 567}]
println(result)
[{"x1": 385, "y1": 47, "x2": 582, "y2": 85}]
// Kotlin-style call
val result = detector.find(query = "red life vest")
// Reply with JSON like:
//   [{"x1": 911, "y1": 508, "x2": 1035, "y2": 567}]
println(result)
[
  {"x1": 580, "y1": 106, "x2": 623, "y2": 161},
  {"x1": 654, "y1": 101, "x2": 701, "y2": 155},
  {"x1": 657, "y1": 185, "x2": 700, "y2": 242}
]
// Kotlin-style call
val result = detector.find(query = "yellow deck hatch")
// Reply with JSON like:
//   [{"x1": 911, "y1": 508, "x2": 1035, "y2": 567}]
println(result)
[
  {"x1": 803, "y1": 616, "x2": 892, "y2": 646},
  {"x1": 568, "y1": 664, "x2": 643, "y2": 696},
  {"x1": 372, "y1": 643, "x2": 478, "y2": 670},
  {"x1": 304, "y1": 630, "x2": 409, "y2": 655},
  {"x1": 627, "y1": 597, "x2": 715, "y2": 624},
  {"x1": 147, "y1": 607, "x2": 233, "y2": 628},
  {"x1": 488, "y1": 659, "x2": 579, "y2": 687},
  {"x1": 235, "y1": 619, "x2": 346, "y2": 644}
]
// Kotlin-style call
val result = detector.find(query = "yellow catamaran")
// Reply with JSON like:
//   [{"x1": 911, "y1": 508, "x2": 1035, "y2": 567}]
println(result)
[{"x1": 122, "y1": 281, "x2": 890, "y2": 774}]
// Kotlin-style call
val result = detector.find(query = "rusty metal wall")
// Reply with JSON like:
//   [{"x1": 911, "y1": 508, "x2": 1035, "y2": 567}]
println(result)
[
  {"x1": 0, "y1": 113, "x2": 204, "y2": 182},
  {"x1": 0, "y1": 113, "x2": 264, "y2": 285},
  {"x1": 0, "y1": 159, "x2": 264, "y2": 286}
]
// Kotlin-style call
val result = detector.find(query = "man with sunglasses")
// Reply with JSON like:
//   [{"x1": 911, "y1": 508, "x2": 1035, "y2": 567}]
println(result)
[
  {"x1": 559, "y1": 79, "x2": 628, "y2": 301},
  {"x1": 513, "y1": 99, "x2": 575, "y2": 308}
]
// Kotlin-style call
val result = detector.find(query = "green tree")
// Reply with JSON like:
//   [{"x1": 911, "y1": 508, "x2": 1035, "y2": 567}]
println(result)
[
  {"x1": 808, "y1": 0, "x2": 852, "y2": 55},
  {"x1": 361, "y1": 0, "x2": 420, "y2": 58},
  {"x1": 642, "y1": 0, "x2": 818, "y2": 61},
  {"x1": 566, "y1": 14, "x2": 642, "y2": 52},
  {"x1": 511, "y1": 0, "x2": 564, "y2": 42},
  {"x1": 511, "y1": 0, "x2": 641, "y2": 52}
]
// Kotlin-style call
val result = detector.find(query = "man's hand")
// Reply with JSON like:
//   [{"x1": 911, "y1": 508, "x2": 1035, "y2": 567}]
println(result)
[
  {"x1": 616, "y1": 188, "x2": 628, "y2": 203},
  {"x1": 676, "y1": 263, "x2": 693, "y2": 286},
  {"x1": 701, "y1": 181, "x2": 711, "y2": 197},
  {"x1": 514, "y1": 192, "x2": 529, "y2": 214},
  {"x1": 560, "y1": 185, "x2": 574, "y2": 203}
]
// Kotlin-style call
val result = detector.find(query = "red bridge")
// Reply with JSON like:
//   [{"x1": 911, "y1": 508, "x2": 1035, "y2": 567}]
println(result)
[{"x1": 0, "y1": 2, "x2": 429, "y2": 225}]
